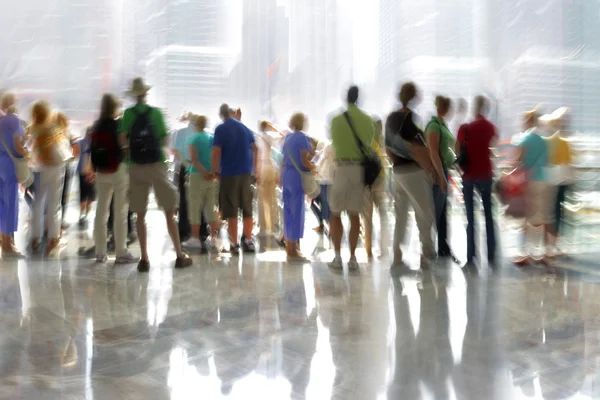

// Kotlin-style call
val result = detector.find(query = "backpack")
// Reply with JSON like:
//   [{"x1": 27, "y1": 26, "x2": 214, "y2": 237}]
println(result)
[
  {"x1": 129, "y1": 107, "x2": 161, "y2": 164},
  {"x1": 90, "y1": 120, "x2": 122, "y2": 173}
]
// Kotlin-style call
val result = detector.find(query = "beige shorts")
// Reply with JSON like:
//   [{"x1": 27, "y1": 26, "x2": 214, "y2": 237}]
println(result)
[
  {"x1": 328, "y1": 163, "x2": 366, "y2": 215},
  {"x1": 129, "y1": 163, "x2": 179, "y2": 214},
  {"x1": 526, "y1": 181, "x2": 555, "y2": 226},
  {"x1": 187, "y1": 173, "x2": 218, "y2": 224}
]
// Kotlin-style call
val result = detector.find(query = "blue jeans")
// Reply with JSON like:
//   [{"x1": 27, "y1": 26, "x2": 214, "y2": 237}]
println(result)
[
  {"x1": 462, "y1": 179, "x2": 496, "y2": 263},
  {"x1": 432, "y1": 171, "x2": 450, "y2": 254},
  {"x1": 310, "y1": 184, "x2": 330, "y2": 225}
]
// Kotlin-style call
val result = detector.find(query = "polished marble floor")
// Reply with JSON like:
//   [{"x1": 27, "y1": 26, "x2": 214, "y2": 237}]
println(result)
[{"x1": 2, "y1": 202, "x2": 600, "y2": 399}]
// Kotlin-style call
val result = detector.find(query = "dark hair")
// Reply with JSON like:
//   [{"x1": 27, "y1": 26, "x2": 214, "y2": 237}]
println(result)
[
  {"x1": 100, "y1": 93, "x2": 120, "y2": 119},
  {"x1": 219, "y1": 104, "x2": 230, "y2": 119},
  {"x1": 399, "y1": 82, "x2": 417, "y2": 107},
  {"x1": 435, "y1": 95, "x2": 452, "y2": 114},
  {"x1": 474, "y1": 95, "x2": 490, "y2": 116},
  {"x1": 347, "y1": 86, "x2": 359, "y2": 105}
]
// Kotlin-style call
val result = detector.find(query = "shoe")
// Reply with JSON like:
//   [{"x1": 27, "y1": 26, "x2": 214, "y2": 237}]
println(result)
[
  {"x1": 175, "y1": 253, "x2": 193, "y2": 269},
  {"x1": 205, "y1": 238, "x2": 219, "y2": 254},
  {"x1": 46, "y1": 239, "x2": 60, "y2": 256},
  {"x1": 182, "y1": 237, "x2": 203, "y2": 249},
  {"x1": 348, "y1": 256, "x2": 359, "y2": 271},
  {"x1": 95, "y1": 254, "x2": 108, "y2": 264},
  {"x1": 512, "y1": 256, "x2": 532, "y2": 267},
  {"x1": 313, "y1": 225, "x2": 324, "y2": 233},
  {"x1": 115, "y1": 252, "x2": 139, "y2": 265},
  {"x1": 1, "y1": 249, "x2": 25, "y2": 259},
  {"x1": 242, "y1": 237, "x2": 256, "y2": 253},
  {"x1": 230, "y1": 244, "x2": 240, "y2": 255},
  {"x1": 137, "y1": 259, "x2": 150, "y2": 272},
  {"x1": 78, "y1": 217, "x2": 87, "y2": 229},
  {"x1": 328, "y1": 256, "x2": 343, "y2": 271}
]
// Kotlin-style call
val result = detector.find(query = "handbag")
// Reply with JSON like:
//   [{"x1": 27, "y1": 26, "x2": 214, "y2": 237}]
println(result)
[
  {"x1": 0, "y1": 135, "x2": 33, "y2": 187},
  {"x1": 498, "y1": 168, "x2": 527, "y2": 218},
  {"x1": 285, "y1": 146, "x2": 321, "y2": 199},
  {"x1": 343, "y1": 112, "x2": 382, "y2": 187},
  {"x1": 456, "y1": 123, "x2": 469, "y2": 171}
]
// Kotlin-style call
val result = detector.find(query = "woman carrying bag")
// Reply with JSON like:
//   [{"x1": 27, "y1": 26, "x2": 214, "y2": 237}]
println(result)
[{"x1": 281, "y1": 113, "x2": 316, "y2": 261}]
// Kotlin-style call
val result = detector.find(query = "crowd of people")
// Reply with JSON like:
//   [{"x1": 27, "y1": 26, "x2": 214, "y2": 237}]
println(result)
[{"x1": 0, "y1": 77, "x2": 575, "y2": 272}]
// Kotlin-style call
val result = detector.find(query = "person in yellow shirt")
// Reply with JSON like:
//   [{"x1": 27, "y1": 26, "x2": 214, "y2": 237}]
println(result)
[{"x1": 545, "y1": 107, "x2": 574, "y2": 256}]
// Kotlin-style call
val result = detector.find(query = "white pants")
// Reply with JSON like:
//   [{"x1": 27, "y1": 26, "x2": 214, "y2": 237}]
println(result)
[
  {"x1": 32, "y1": 165, "x2": 65, "y2": 240},
  {"x1": 94, "y1": 164, "x2": 129, "y2": 257},
  {"x1": 392, "y1": 168, "x2": 436, "y2": 261},
  {"x1": 362, "y1": 176, "x2": 389, "y2": 255}
]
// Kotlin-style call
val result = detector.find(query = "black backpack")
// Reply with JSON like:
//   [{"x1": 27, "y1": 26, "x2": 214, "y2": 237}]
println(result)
[
  {"x1": 129, "y1": 107, "x2": 161, "y2": 164},
  {"x1": 90, "y1": 119, "x2": 122, "y2": 173}
]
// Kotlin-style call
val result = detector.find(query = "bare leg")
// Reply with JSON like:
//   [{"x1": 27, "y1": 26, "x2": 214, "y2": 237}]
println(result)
[
  {"x1": 242, "y1": 217, "x2": 253, "y2": 240},
  {"x1": 330, "y1": 214, "x2": 343, "y2": 255},
  {"x1": 349, "y1": 214, "x2": 361, "y2": 258},
  {"x1": 165, "y1": 210, "x2": 184, "y2": 258},
  {"x1": 191, "y1": 224, "x2": 200, "y2": 240},
  {"x1": 227, "y1": 218, "x2": 238, "y2": 245},
  {"x1": 137, "y1": 212, "x2": 148, "y2": 262}
]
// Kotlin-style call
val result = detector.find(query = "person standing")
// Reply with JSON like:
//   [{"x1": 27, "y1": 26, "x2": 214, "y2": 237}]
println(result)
[
  {"x1": 513, "y1": 108, "x2": 552, "y2": 266},
  {"x1": 30, "y1": 101, "x2": 72, "y2": 255},
  {"x1": 256, "y1": 120, "x2": 281, "y2": 237},
  {"x1": 456, "y1": 96, "x2": 497, "y2": 267},
  {"x1": 119, "y1": 78, "x2": 192, "y2": 272},
  {"x1": 328, "y1": 86, "x2": 375, "y2": 270},
  {"x1": 171, "y1": 112, "x2": 196, "y2": 242},
  {"x1": 211, "y1": 104, "x2": 258, "y2": 255},
  {"x1": 281, "y1": 113, "x2": 315, "y2": 261},
  {"x1": 311, "y1": 140, "x2": 335, "y2": 234},
  {"x1": 385, "y1": 82, "x2": 438, "y2": 270},
  {"x1": 90, "y1": 94, "x2": 138, "y2": 264},
  {"x1": 183, "y1": 115, "x2": 219, "y2": 251},
  {"x1": 53, "y1": 112, "x2": 80, "y2": 232},
  {"x1": 362, "y1": 117, "x2": 389, "y2": 260},
  {"x1": 425, "y1": 96, "x2": 457, "y2": 260},
  {"x1": 76, "y1": 127, "x2": 95, "y2": 228},
  {"x1": 0, "y1": 93, "x2": 27, "y2": 258}
]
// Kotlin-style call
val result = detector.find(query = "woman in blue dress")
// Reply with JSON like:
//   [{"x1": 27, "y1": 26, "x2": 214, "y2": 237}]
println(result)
[
  {"x1": 0, "y1": 93, "x2": 28, "y2": 258},
  {"x1": 281, "y1": 113, "x2": 315, "y2": 261}
]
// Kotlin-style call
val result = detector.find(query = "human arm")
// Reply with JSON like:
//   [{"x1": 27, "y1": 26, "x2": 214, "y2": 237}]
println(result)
[
  {"x1": 189, "y1": 144, "x2": 212, "y2": 180},
  {"x1": 427, "y1": 124, "x2": 447, "y2": 191}
]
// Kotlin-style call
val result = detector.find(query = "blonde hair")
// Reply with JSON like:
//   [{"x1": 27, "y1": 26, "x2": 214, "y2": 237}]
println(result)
[
  {"x1": 289, "y1": 112, "x2": 307, "y2": 131},
  {"x1": 52, "y1": 111, "x2": 69, "y2": 130},
  {"x1": 31, "y1": 101, "x2": 51, "y2": 126},
  {"x1": 195, "y1": 115, "x2": 208, "y2": 131}
]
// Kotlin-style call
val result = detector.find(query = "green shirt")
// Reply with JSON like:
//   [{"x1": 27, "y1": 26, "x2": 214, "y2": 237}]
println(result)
[
  {"x1": 119, "y1": 103, "x2": 169, "y2": 163},
  {"x1": 426, "y1": 116, "x2": 456, "y2": 168},
  {"x1": 330, "y1": 105, "x2": 375, "y2": 160},
  {"x1": 186, "y1": 131, "x2": 213, "y2": 174}
]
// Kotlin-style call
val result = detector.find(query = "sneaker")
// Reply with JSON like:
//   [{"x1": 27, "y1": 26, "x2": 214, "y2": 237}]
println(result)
[
  {"x1": 115, "y1": 252, "x2": 140, "y2": 265},
  {"x1": 242, "y1": 237, "x2": 256, "y2": 253},
  {"x1": 348, "y1": 256, "x2": 359, "y2": 271},
  {"x1": 230, "y1": 244, "x2": 240, "y2": 255},
  {"x1": 78, "y1": 217, "x2": 87, "y2": 229},
  {"x1": 205, "y1": 237, "x2": 219, "y2": 254},
  {"x1": 175, "y1": 253, "x2": 193, "y2": 269},
  {"x1": 137, "y1": 259, "x2": 150, "y2": 272},
  {"x1": 127, "y1": 232, "x2": 138, "y2": 245},
  {"x1": 328, "y1": 256, "x2": 343, "y2": 271},
  {"x1": 95, "y1": 254, "x2": 108, "y2": 264},
  {"x1": 182, "y1": 237, "x2": 203, "y2": 249}
]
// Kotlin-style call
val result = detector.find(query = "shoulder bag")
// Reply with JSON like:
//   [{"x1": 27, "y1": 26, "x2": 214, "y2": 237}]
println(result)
[
  {"x1": 285, "y1": 140, "x2": 321, "y2": 199},
  {"x1": 343, "y1": 112, "x2": 382, "y2": 187},
  {"x1": 0, "y1": 135, "x2": 33, "y2": 187}
]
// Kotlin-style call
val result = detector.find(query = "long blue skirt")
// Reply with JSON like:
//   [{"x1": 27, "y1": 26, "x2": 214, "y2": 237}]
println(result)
[
  {"x1": 0, "y1": 156, "x2": 19, "y2": 234},
  {"x1": 283, "y1": 185, "x2": 305, "y2": 241}
]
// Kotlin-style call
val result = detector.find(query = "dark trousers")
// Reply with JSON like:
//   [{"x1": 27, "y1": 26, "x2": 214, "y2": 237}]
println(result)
[
  {"x1": 433, "y1": 172, "x2": 450, "y2": 255},
  {"x1": 555, "y1": 184, "x2": 569, "y2": 235},
  {"x1": 61, "y1": 167, "x2": 73, "y2": 223},
  {"x1": 310, "y1": 184, "x2": 330, "y2": 226},
  {"x1": 463, "y1": 179, "x2": 496, "y2": 263},
  {"x1": 177, "y1": 165, "x2": 209, "y2": 240}
]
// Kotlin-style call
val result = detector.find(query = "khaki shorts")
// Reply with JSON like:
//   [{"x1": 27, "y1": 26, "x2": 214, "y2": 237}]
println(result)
[
  {"x1": 328, "y1": 163, "x2": 366, "y2": 215},
  {"x1": 129, "y1": 163, "x2": 178, "y2": 214},
  {"x1": 526, "y1": 181, "x2": 555, "y2": 226},
  {"x1": 219, "y1": 174, "x2": 253, "y2": 220},
  {"x1": 187, "y1": 173, "x2": 218, "y2": 224}
]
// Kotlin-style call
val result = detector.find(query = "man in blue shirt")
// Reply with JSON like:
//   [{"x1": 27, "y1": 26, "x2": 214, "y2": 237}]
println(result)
[
  {"x1": 211, "y1": 104, "x2": 258, "y2": 254},
  {"x1": 171, "y1": 113, "x2": 197, "y2": 241}
]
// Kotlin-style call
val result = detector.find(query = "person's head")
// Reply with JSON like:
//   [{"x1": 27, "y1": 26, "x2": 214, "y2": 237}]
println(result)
[
  {"x1": 289, "y1": 112, "x2": 307, "y2": 132},
  {"x1": 522, "y1": 107, "x2": 540, "y2": 131},
  {"x1": 52, "y1": 111, "x2": 69, "y2": 130},
  {"x1": 195, "y1": 115, "x2": 208, "y2": 132},
  {"x1": 473, "y1": 95, "x2": 490, "y2": 118},
  {"x1": 435, "y1": 95, "x2": 452, "y2": 119},
  {"x1": 346, "y1": 85, "x2": 360, "y2": 106},
  {"x1": 259, "y1": 120, "x2": 270, "y2": 133},
  {"x1": 31, "y1": 100, "x2": 51, "y2": 126},
  {"x1": 219, "y1": 104, "x2": 231, "y2": 120},
  {"x1": 99, "y1": 93, "x2": 120, "y2": 120},
  {"x1": 234, "y1": 108, "x2": 242, "y2": 121},
  {"x1": 0, "y1": 92, "x2": 16, "y2": 114},
  {"x1": 549, "y1": 107, "x2": 570, "y2": 132},
  {"x1": 126, "y1": 77, "x2": 151, "y2": 103},
  {"x1": 399, "y1": 82, "x2": 418, "y2": 108}
]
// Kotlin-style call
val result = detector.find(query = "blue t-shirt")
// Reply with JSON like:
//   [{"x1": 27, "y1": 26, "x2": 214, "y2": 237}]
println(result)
[
  {"x1": 186, "y1": 131, "x2": 213, "y2": 174},
  {"x1": 213, "y1": 118, "x2": 255, "y2": 177},
  {"x1": 0, "y1": 114, "x2": 25, "y2": 159},
  {"x1": 520, "y1": 131, "x2": 548, "y2": 182},
  {"x1": 172, "y1": 123, "x2": 195, "y2": 161},
  {"x1": 281, "y1": 131, "x2": 312, "y2": 191}
]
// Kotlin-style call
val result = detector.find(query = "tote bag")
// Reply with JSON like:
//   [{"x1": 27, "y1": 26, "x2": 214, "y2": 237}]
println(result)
[
  {"x1": 0, "y1": 135, "x2": 33, "y2": 187},
  {"x1": 285, "y1": 147, "x2": 320, "y2": 199}
]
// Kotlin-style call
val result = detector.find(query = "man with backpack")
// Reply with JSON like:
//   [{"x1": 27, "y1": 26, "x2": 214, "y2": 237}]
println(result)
[{"x1": 119, "y1": 78, "x2": 193, "y2": 272}]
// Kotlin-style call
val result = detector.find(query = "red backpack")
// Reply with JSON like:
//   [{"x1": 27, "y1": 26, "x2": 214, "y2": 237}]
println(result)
[{"x1": 90, "y1": 119, "x2": 123, "y2": 173}]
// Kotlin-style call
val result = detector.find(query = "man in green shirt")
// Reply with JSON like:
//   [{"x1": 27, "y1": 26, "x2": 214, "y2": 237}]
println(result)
[
  {"x1": 119, "y1": 77, "x2": 192, "y2": 272},
  {"x1": 328, "y1": 86, "x2": 375, "y2": 271}
]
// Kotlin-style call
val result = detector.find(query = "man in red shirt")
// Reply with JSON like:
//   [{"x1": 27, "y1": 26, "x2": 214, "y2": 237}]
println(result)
[{"x1": 456, "y1": 96, "x2": 498, "y2": 267}]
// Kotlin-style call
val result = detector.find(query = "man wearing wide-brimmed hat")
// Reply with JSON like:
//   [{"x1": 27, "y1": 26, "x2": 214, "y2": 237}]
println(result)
[{"x1": 119, "y1": 77, "x2": 193, "y2": 272}]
